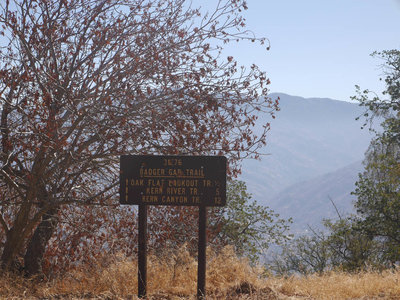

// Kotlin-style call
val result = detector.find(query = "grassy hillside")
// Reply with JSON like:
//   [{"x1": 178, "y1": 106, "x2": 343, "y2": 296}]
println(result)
[{"x1": 2, "y1": 246, "x2": 399, "y2": 299}]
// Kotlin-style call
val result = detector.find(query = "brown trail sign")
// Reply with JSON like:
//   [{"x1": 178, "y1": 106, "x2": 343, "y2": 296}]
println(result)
[
  {"x1": 120, "y1": 155, "x2": 226, "y2": 206},
  {"x1": 120, "y1": 155, "x2": 227, "y2": 299}
]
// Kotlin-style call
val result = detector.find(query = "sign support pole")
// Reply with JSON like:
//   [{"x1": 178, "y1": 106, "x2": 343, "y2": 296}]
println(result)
[
  {"x1": 197, "y1": 205, "x2": 207, "y2": 299},
  {"x1": 138, "y1": 204, "x2": 148, "y2": 298}
]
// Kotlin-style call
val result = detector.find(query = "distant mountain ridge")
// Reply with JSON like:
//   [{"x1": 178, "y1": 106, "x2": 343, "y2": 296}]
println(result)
[
  {"x1": 269, "y1": 161, "x2": 363, "y2": 232},
  {"x1": 239, "y1": 93, "x2": 374, "y2": 232}
]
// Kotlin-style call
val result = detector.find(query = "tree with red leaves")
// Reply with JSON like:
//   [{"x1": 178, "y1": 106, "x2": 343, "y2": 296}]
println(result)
[{"x1": 0, "y1": 0, "x2": 277, "y2": 275}]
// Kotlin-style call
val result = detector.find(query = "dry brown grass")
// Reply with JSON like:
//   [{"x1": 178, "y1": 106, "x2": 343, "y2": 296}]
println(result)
[
  {"x1": 1, "y1": 246, "x2": 400, "y2": 299},
  {"x1": 271, "y1": 269, "x2": 400, "y2": 299}
]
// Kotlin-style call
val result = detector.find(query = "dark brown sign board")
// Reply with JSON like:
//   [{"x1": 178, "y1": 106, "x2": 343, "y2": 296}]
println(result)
[
  {"x1": 119, "y1": 155, "x2": 226, "y2": 299},
  {"x1": 120, "y1": 155, "x2": 226, "y2": 206}
]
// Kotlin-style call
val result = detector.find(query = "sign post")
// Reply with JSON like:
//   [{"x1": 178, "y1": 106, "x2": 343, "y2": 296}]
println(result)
[
  {"x1": 120, "y1": 155, "x2": 226, "y2": 299},
  {"x1": 197, "y1": 205, "x2": 207, "y2": 299},
  {"x1": 138, "y1": 204, "x2": 147, "y2": 298}
]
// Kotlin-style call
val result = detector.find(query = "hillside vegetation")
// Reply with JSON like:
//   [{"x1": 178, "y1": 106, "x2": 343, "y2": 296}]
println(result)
[{"x1": 1, "y1": 246, "x2": 400, "y2": 299}]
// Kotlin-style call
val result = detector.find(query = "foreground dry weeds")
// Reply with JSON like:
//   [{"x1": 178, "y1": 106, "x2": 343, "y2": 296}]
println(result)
[{"x1": 1, "y1": 246, "x2": 400, "y2": 299}]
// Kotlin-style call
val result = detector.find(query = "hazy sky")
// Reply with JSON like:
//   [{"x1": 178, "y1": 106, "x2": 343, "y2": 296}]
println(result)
[{"x1": 206, "y1": 0, "x2": 400, "y2": 101}]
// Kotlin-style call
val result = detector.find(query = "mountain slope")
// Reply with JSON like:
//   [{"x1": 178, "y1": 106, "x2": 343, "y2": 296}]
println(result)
[
  {"x1": 241, "y1": 93, "x2": 374, "y2": 200},
  {"x1": 238, "y1": 93, "x2": 375, "y2": 231},
  {"x1": 268, "y1": 161, "x2": 363, "y2": 233}
]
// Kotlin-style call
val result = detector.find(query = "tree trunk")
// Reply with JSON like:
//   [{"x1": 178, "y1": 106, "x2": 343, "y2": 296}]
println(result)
[
  {"x1": 23, "y1": 208, "x2": 59, "y2": 276},
  {"x1": 1, "y1": 227, "x2": 25, "y2": 272}
]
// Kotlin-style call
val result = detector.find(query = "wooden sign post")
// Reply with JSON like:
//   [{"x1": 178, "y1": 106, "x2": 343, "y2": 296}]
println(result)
[
  {"x1": 120, "y1": 155, "x2": 227, "y2": 299},
  {"x1": 138, "y1": 204, "x2": 147, "y2": 297}
]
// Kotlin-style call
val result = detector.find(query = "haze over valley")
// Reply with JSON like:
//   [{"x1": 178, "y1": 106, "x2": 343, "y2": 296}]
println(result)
[{"x1": 240, "y1": 93, "x2": 376, "y2": 232}]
